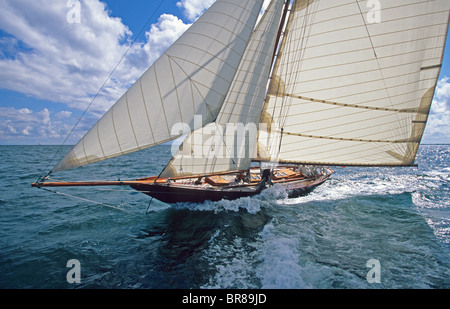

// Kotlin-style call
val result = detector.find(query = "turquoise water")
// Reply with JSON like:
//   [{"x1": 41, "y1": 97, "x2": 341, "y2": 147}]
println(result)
[{"x1": 0, "y1": 145, "x2": 448, "y2": 288}]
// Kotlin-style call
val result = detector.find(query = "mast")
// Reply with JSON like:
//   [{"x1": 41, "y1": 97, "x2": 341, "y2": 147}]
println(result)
[
  {"x1": 160, "y1": 0, "x2": 285, "y2": 178},
  {"x1": 258, "y1": 0, "x2": 294, "y2": 167},
  {"x1": 272, "y1": 0, "x2": 290, "y2": 61}
]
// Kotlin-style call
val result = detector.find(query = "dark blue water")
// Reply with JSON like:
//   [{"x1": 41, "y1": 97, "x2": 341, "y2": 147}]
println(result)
[{"x1": 0, "y1": 145, "x2": 449, "y2": 289}]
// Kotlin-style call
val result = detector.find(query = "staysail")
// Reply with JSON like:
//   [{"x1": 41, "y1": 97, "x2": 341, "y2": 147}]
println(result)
[
  {"x1": 258, "y1": 0, "x2": 450, "y2": 166},
  {"x1": 52, "y1": 0, "x2": 266, "y2": 173},
  {"x1": 161, "y1": 0, "x2": 285, "y2": 177}
]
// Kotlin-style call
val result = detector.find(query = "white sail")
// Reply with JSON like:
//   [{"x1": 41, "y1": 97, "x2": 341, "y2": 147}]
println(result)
[
  {"x1": 52, "y1": 0, "x2": 265, "y2": 173},
  {"x1": 161, "y1": 0, "x2": 284, "y2": 177},
  {"x1": 258, "y1": 0, "x2": 450, "y2": 166}
]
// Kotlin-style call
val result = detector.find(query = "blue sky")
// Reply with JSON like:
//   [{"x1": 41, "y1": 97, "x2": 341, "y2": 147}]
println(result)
[
  {"x1": 0, "y1": 0, "x2": 449, "y2": 145},
  {"x1": 0, "y1": 0, "x2": 213, "y2": 145}
]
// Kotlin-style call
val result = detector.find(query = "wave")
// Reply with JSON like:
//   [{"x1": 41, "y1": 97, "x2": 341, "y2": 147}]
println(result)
[{"x1": 170, "y1": 184, "x2": 288, "y2": 214}]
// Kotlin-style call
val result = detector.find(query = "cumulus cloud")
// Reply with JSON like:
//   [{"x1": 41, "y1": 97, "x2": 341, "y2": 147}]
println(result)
[
  {"x1": 0, "y1": 0, "x2": 215, "y2": 144},
  {"x1": 0, "y1": 0, "x2": 132, "y2": 113},
  {"x1": 422, "y1": 77, "x2": 450, "y2": 144},
  {"x1": 0, "y1": 0, "x2": 197, "y2": 108},
  {"x1": 141, "y1": 14, "x2": 190, "y2": 64},
  {"x1": 176, "y1": 0, "x2": 216, "y2": 21},
  {"x1": 0, "y1": 107, "x2": 84, "y2": 144}
]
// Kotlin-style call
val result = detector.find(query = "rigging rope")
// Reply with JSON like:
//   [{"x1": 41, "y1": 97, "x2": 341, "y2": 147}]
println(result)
[
  {"x1": 266, "y1": 0, "x2": 318, "y2": 163},
  {"x1": 354, "y1": 0, "x2": 405, "y2": 156},
  {"x1": 40, "y1": 188, "x2": 127, "y2": 212}
]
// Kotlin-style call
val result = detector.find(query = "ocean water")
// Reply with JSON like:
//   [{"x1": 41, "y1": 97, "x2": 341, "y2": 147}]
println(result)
[{"x1": 0, "y1": 144, "x2": 449, "y2": 289}]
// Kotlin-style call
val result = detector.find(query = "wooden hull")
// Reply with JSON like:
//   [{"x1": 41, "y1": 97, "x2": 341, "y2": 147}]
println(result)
[
  {"x1": 33, "y1": 166, "x2": 334, "y2": 204},
  {"x1": 130, "y1": 182, "x2": 258, "y2": 203},
  {"x1": 130, "y1": 167, "x2": 333, "y2": 204}
]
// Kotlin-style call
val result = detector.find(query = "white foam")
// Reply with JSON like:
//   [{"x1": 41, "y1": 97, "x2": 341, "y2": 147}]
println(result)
[
  {"x1": 201, "y1": 232, "x2": 260, "y2": 289},
  {"x1": 256, "y1": 222, "x2": 310, "y2": 288},
  {"x1": 173, "y1": 196, "x2": 263, "y2": 214},
  {"x1": 280, "y1": 171, "x2": 418, "y2": 205},
  {"x1": 202, "y1": 220, "x2": 312, "y2": 289},
  {"x1": 173, "y1": 184, "x2": 289, "y2": 214},
  {"x1": 424, "y1": 218, "x2": 450, "y2": 244}
]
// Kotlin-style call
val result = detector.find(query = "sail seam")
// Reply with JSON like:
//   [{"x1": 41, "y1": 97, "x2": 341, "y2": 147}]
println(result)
[
  {"x1": 283, "y1": 93, "x2": 427, "y2": 113},
  {"x1": 355, "y1": 0, "x2": 377, "y2": 58},
  {"x1": 277, "y1": 56, "x2": 443, "y2": 90},
  {"x1": 282, "y1": 113, "x2": 421, "y2": 143},
  {"x1": 168, "y1": 53, "x2": 236, "y2": 87},
  {"x1": 125, "y1": 92, "x2": 140, "y2": 149},
  {"x1": 169, "y1": 42, "x2": 241, "y2": 72},
  {"x1": 167, "y1": 56, "x2": 184, "y2": 124},
  {"x1": 184, "y1": 25, "x2": 249, "y2": 49},
  {"x1": 174, "y1": 35, "x2": 245, "y2": 64},
  {"x1": 110, "y1": 103, "x2": 123, "y2": 154},
  {"x1": 283, "y1": 117, "x2": 419, "y2": 142},
  {"x1": 278, "y1": 140, "x2": 409, "y2": 165},
  {"x1": 327, "y1": 78, "x2": 437, "y2": 106},
  {"x1": 295, "y1": 2, "x2": 446, "y2": 33},
  {"x1": 283, "y1": 114, "x2": 415, "y2": 138},
  {"x1": 263, "y1": 130, "x2": 414, "y2": 164},
  {"x1": 284, "y1": 44, "x2": 443, "y2": 76},
  {"x1": 280, "y1": 131, "x2": 417, "y2": 144},
  {"x1": 153, "y1": 58, "x2": 171, "y2": 136},
  {"x1": 95, "y1": 122, "x2": 106, "y2": 159},
  {"x1": 421, "y1": 64, "x2": 442, "y2": 71},
  {"x1": 82, "y1": 133, "x2": 88, "y2": 166},
  {"x1": 284, "y1": 78, "x2": 439, "y2": 109},
  {"x1": 293, "y1": 34, "x2": 447, "y2": 62},
  {"x1": 207, "y1": 0, "x2": 261, "y2": 24},
  {"x1": 168, "y1": 56, "x2": 214, "y2": 121},
  {"x1": 139, "y1": 77, "x2": 156, "y2": 143}
]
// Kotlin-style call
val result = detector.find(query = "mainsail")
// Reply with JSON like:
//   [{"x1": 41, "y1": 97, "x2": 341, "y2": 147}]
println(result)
[
  {"x1": 50, "y1": 0, "x2": 450, "y2": 175},
  {"x1": 52, "y1": 0, "x2": 266, "y2": 173},
  {"x1": 258, "y1": 0, "x2": 450, "y2": 166}
]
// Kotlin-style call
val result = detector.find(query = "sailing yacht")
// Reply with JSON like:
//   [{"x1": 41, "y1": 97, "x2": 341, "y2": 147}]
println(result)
[{"x1": 33, "y1": 0, "x2": 450, "y2": 204}]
